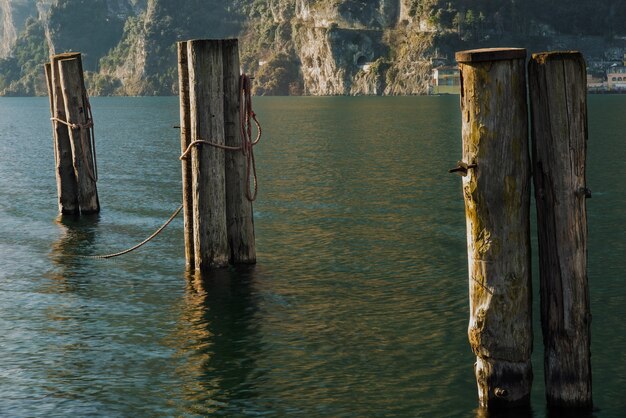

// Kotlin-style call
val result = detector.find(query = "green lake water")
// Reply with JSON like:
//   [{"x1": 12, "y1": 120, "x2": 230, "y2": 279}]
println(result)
[{"x1": 0, "y1": 95, "x2": 624, "y2": 417}]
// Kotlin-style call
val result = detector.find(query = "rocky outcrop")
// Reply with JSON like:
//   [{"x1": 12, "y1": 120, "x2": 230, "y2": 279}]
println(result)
[
  {"x1": 96, "y1": 0, "x2": 241, "y2": 95},
  {"x1": 294, "y1": 25, "x2": 389, "y2": 95},
  {"x1": 0, "y1": 0, "x2": 18, "y2": 58},
  {"x1": 350, "y1": 58, "x2": 390, "y2": 95},
  {"x1": 0, "y1": 0, "x2": 437, "y2": 96},
  {"x1": 3, "y1": 0, "x2": 626, "y2": 96},
  {"x1": 0, "y1": 0, "x2": 42, "y2": 59},
  {"x1": 254, "y1": 0, "x2": 399, "y2": 95},
  {"x1": 383, "y1": 26, "x2": 435, "y2": 95}
]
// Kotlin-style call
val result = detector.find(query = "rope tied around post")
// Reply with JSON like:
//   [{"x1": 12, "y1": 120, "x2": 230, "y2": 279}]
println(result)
[
  {"x1": 179, "y1": 73, "x2": 261, "y2": 202},
  {"x1": 50, "y1": 95, "x2": 98, "y2": 183}
]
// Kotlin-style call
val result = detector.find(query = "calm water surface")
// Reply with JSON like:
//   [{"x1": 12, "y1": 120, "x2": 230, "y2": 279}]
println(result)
[{"x1": 0, "y1": 96, "x2": 624, "y2": 417}]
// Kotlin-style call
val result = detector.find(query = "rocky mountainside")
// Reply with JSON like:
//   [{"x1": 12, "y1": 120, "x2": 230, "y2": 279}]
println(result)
[{"x1": 1, "y1": 0, "x2": 626, "y2": 96}]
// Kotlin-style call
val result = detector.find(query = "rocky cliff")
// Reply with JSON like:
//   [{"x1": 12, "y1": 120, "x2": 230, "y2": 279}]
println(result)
[
  {"x1": 1, "y1": 0, "x2": 626, "y2": 96},
  {"x1": 241, "y1": 0, "x2": 436, "y2": 95}
]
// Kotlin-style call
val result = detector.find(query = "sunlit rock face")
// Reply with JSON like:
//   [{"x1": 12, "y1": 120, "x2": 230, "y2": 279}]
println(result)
[
  {"x1": 4, "y1": 0, "x2": 626, "y2": 96},
  {"x1": 294, "y1": 25, "x2": 389, "y2": 95},
  {"x1": 278, "y1": 0, "x2": 400, "y2": 95},
  {"x1": 0, "y1": 0, "x2": 40, "y2": 58},
  {"x1": 1, "y1": 0, "x2": 433, "y2": 96}
]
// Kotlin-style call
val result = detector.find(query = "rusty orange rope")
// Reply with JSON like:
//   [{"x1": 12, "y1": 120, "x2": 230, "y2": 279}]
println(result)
[{"x1": 179, "y1": 73, "x2": 261, "y2": 202}]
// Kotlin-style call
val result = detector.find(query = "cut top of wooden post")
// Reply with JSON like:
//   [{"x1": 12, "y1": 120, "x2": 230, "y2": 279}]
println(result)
[
  {"x1": 530, "y1": 50, "x2": 585, "y2": 65},
  {"x1": 53, "y1": 52, "x2": 81, "y2": 61},
  {"x1": 456, "y1": 47, "x2": 526, "y2": 63}
]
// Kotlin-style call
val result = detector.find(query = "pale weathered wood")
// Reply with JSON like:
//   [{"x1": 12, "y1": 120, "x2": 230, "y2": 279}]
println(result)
[
  {"x1": 44, "y1": 63, "x2": 58, "y2": 175},
  {"x1": 528, "y1": 51, "x2": 592, "y2": 408},
  {"x1": 49, "y1": 53, "x2": 80, "y2": 214},
  {"x1": 223, "y1": 39, "x2": 256, "y2": 264},
  {"x1": 58, "y1": 56, "x2": 100, "y2": 214},
  {"x1": 456, "y1": 48, "x2": 532, "y2": 408},
  {"x1": 178, "y1": 41, "x2": 195, "y2": 267},
  {"x1": 187, "y1": 39, "x2": 229, "y2": 270}
]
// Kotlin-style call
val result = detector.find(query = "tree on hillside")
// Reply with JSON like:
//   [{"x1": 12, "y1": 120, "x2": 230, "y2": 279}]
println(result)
[{"x1": 48, "y1": 0, "x2": 125, "y2": 71}]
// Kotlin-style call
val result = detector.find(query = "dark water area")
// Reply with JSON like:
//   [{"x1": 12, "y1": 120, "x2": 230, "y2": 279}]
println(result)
[{"x1": 0, "y1": 95, "x2": 624, "y2": 417}]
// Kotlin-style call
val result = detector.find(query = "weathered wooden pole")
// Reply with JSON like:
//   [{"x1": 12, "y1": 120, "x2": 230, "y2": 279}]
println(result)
[
  {"x1": 187, "y1": 39, "x2": 230, "y2": 270},
  {"x1": 58, "y1": 56, "x2": 100, "y2": 213},
  {"x1": 528, "y1": 52, "x2": 592, "y2": 408},
  {"x1": 178, "y1": 41, "x2": 195, "y2": 267},
  {"x1": 455, "y1": 48, "x2": 533, "y2": 408},
  {"x1": 44, "y1": 62, "x2": 58, "y2": 187},
  {"x1": 46, "y1": 53, "x2": 80, "y2": 214},
  {"x1": 222, "y1": 39, "x2": 256, "y2": 264}
]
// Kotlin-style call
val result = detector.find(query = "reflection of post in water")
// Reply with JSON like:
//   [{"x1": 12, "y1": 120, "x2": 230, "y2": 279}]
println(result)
[
  {"x1": 476, "y1": 405, "x2": 595, "y2": 418},
  {"x1": 474, "y1": 405, "x2": 533, "y2": 418},
  {"x1": 174, "y1": 267, "x2": 262, "y2": 414},
  {"x1": 48, "y1": 214, "x2": 100, "y2": 291}
]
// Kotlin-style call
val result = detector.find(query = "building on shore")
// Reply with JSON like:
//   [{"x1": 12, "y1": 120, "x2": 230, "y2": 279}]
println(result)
[
  {"x1": 587, "y1": 73, "x2": 607, "y2": 93},
  {"x1": 607, "y1": 66, "x2": 626, "y2": 91},
  {"x1": 430, "y1": 66, "x2": 460, "y2": 95},
  {"x1": 586, "y1": 52, "x2": 626, "y2": 93}
]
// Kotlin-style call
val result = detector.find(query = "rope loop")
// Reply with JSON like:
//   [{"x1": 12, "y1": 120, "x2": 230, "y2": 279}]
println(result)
[
  {"x1": 50, "y1": 94, "x2": 98, "y2": 183},
  {"x1": 178, "y1": 73, "x2": 262, "y2": 202},
  {"x1": 239, "y1": 73, "x2": 261, "y2": 201}
]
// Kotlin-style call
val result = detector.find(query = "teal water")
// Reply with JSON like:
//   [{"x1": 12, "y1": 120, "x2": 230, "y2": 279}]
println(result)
[{"x1": 0, "y1": 96, "x2": 624, "y2": 417}]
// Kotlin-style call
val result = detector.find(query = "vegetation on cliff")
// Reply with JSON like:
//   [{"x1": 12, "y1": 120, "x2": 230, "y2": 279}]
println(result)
[
  {"x1": 0, "y1": 17, "x2": 48, "y2": 95},
  {"x1": 1, "y1": 0, "x2": 626, "y2": 96}
]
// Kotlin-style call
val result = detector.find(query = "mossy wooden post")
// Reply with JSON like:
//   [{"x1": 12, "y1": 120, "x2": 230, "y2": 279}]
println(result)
[
  {"x1": 455, "y1": 48, "x2": 532, "y2": 408},
  {"x1": 58, "y1": 56, "x2": 100, "y2": 214},
  {"x1": 187, "y1": 39, "x2": 229, "y2": 270},
  {"x1": 178, "y1": 41, "x2": 194, "y2": 267},
  {"x1": 528, "y1": 52, "x2": 592, "y2": 409},
  {"x1": 222, "y1": 39, "x2": 256, "y2": 264},
  {"x1": 47, "y1": 53, "x2": 80, "y2": 214}
]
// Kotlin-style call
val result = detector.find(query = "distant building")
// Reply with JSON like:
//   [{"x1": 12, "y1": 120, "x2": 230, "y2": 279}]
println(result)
[
  {"x1": 431, "y1": 67, "x2": 460, "y2": 94},
  {"x1": 587, "y1": 74, "x2": 606, "y2": 93},
  {"x1": 607, "y1": 66, "x2": 626, "y2": 91}
]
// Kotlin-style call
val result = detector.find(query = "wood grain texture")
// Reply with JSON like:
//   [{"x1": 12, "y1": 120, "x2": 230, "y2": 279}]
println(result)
[
  {"x1": 49, "y1": 53, "x2": 80, "y2": 214},
  {"x1": 58, "y1": 56, "x2": 100, "y2": 214},
  {"x1": 188, "y1": 40, "x2": 229, "y2": 270},
  {"x1": 44, "y1": 63, "x2": 58, "y2": 187},
  {"x1": 178, "y1": 41, "x2": 194, "y2": 267},
  {"x1": 222, "y1": 39, "x2": 256, "y2": 264},
  {"x1": 528, "y1": 51, "x2": 592, "y2": 408},
  {"x1": 458, "y1": 49, "x2": 533, "y2": 408}
]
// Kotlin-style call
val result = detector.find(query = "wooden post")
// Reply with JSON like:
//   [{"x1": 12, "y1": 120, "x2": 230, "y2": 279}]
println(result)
[
  {"x1": 44, "y1": 63, "x2": 58, "y2": 182},
  {"x1": 178, "y1": 41, "x2": 195, "y2": 266},
  {"x1": 455, "y1": 48, "x2": 533, "y2": 408},
  {"x1": 528, "y1": 52, "x2": 592, "y2": 408},
  {"x1": 58, "y1": 56, "x2": 100, "y2": 214},
  {"x1": 187, "y1": 39, "x2": 230, "y2": 270},
  {"x1": 222, "y1": 39, "x2": 256, "y2": 264},
  {"x1": 47, "y1": 53, "x2": 80, "y2": 214}
]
